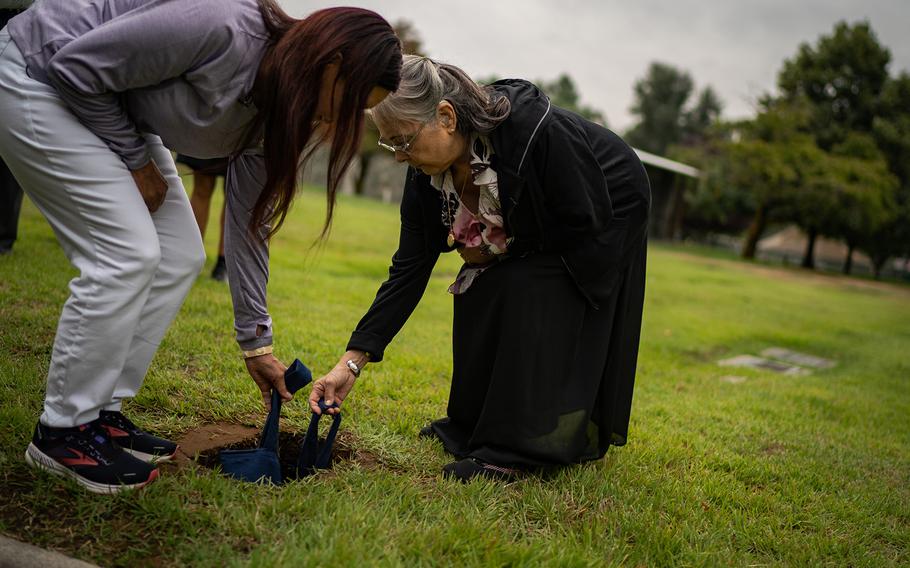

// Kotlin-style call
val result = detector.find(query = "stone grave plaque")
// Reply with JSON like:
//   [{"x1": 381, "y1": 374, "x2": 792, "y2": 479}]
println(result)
[
  {"x1": 761, "y1": 347, "x2": 836, "y2": 369},
  {"x1": 717, "y1": 354, "x2": 811, "y2": 376}
]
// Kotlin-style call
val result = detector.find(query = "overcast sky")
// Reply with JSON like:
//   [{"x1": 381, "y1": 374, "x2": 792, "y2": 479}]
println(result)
[{"x1": 283, "y1": 0, "x2": 909, "y2": 132}]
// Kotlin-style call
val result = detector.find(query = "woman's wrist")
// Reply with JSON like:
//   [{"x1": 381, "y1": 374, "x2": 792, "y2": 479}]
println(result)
[
  {"x1": 242, "y1": 345, "x2": 274, "y2": 359},
  {"x1": 338, "y1": 350, "x2": 370, "y2": 378}
]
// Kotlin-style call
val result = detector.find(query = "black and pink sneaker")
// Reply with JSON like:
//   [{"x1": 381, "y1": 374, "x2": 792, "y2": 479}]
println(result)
[
  {"x1": 98, "y1": 410, "x2": 178, "y2": 464},
  {"x1": 25, "y1": 421, "x2": 159, "y2": 494}
]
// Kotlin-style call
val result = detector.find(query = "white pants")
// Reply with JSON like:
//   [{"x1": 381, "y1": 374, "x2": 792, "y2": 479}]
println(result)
[{"x1": 0, "y1": 29, "x2": 205, "y2": 427}]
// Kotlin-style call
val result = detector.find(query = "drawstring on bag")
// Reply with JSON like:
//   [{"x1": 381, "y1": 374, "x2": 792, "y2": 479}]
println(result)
[
  {"x1": 218, "y1": 359, "x2": 343, "y2": 484},
  {"x1": 296, "y1": 399, "x2": 341, "y2": 477}
]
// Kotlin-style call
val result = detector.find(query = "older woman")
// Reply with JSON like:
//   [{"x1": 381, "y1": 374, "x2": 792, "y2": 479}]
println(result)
[
  {"x1": 0, "y1": 0, "x2": 400, "y2": 493},
  {"x1": 310, "y1": 56, "x2": 650, "y2": 481}
]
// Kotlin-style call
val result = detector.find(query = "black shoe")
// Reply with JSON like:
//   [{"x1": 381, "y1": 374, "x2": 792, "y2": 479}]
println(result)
[
  {"x1": 211, "y1": 255, "x2": 227, "y2": 282},
  {"x1": 98, "y1": 410, "x2": 178, "y2": 463},
  {"x1": 442, "y1": 458, "x2": 522, "y2": 482},
  {"x1": 418, "y1": 424, "x2": 437, "y2": 439},
  {"x1": 25, "y1": 421, "x2": 159, "y2": 494}
]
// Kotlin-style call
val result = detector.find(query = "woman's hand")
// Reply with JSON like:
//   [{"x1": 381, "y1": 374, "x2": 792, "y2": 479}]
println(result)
[
  {"x1": 130, "y1": 161, "x2": 168, "y2": 212},
  {"x1": 309, "y1": 364, "x2": 357, "y2": 415},
  {"x1": 244, "y1": 353, "x2": 291, "y2": 411}
]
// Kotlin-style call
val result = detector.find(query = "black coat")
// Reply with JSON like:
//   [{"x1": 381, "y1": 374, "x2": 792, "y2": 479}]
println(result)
[{"x1": 348, "y1": 80, "x2": 650, "y2": 361}]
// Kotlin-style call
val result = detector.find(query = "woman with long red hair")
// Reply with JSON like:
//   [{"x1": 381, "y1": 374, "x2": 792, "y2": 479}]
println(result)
[{"x1": 0, "y1": 0, "x2": 401, "y2": 493}]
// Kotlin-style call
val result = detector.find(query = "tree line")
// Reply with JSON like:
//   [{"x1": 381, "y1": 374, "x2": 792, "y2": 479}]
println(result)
[{"x1": 656, "y1": 22, "x2": 909, "y2": 278}]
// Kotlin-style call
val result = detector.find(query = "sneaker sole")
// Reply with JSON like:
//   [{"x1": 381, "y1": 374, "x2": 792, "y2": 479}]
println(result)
[
  {"x1": 25, "y1": 443, "x2": 159, "y2": 495},
  {"x1": 121, "y1": 446, "x2": 179, "y2": 464}
]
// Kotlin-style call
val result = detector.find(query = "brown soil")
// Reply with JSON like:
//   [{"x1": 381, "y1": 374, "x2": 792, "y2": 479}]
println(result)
[
  {"x1": 169, "y1": 422, "x2": 260, "y2": 467},
  {"x1": 165, "y1": 423, "x2": 381, "y2": 479}
]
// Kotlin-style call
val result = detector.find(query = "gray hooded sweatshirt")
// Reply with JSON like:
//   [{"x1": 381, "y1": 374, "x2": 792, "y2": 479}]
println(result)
[{"x1": 8, "y1": 0, "x2": 279, "y2": 350}]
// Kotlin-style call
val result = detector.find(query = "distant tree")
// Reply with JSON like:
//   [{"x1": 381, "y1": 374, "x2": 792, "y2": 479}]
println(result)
[
  {"x1": 735, "y1": 139, "x2": 823, "y2": 261},
  {"x1": 786, "y1": 135, "x2": 896, "y2": 270},
  {"x1": 707, "y1": 99, "x2": 819, "y2": 259},
  {"x1": 705, "y1": 97, "x2": 899, "y2": 271},
  {"x1": 860, "y1": 184, "x2": 910, "y2": 278},
  {"x1": 678, "y1": 122, "x2": 750, "y2": 236},
  {"x1": 873, "y1": 72, "x2": 910, "y2": 187},
  {"x1": 776, "y1": 21, "x2": 909, "y2": 276},
  {"x1": 682, "y1": 86, "x2": 723, "y2": 145},
  {"x1": 662, "y1": 88, "x2": 726, "y2": 238},
  {"x1": 394, "y1": 19, "x2": 424, "y2": 56},
  {"x1": 859, "y1": 72, "x2": 910, "y2": 276},
  {"x1": 625, "y1": 62, "x2": 723, "y2": 239},
  {"x1": 778, "y1": 21, "x2": 891, "y2": 150},
  {"x1": 354, "y1": 20, "x2": 425, "y2": 195},
  {"x1": 625, "y1": 62, "x2": 695, "y2": 155},
  {"x1": 864, "y1": 72, "x2": 910, "y2": 277},
  {"x1": 821, "y1": 136, "x2": 898, "y2": 274},
  {"x1": 537, "y1": 74, "x2": 607, "y2": 125}
]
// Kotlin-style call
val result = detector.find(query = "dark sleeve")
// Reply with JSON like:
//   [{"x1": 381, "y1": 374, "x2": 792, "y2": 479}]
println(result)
[{"x1": 346, "y1": 172, "x2": 441, "y2": 362}]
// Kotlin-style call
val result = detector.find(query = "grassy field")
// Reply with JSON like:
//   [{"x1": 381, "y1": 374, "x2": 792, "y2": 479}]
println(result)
[{"x1": 1, "y1": 182, "x2": 908, "y2": 567}]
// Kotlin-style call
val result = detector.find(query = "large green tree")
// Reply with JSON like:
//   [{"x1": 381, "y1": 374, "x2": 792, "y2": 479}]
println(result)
[
  {"x1": 860, "y1": 184, "x2": 910, "y2": 278},
  {"x1": 706, "y1": 99, "x2": 899, "y2": 269},
  {"x1": 822, "y1": 137, "x2": 898, "y2": 274},
  {"x1": 704, "y1": 100, "x2": 819, "y2": 259},
  {"x1": 685, "y1": 21, "x2": 907, "y2": 276},
  {"x1": 873, "y1": 72, "x2": 910, "y2": 186},
  {"x1": 778, "y1": 21, "x2": 891, "y2": 151},
  {"x1": 773, "y1": 21, "x2": 907, "y2": 275},
  {"x1": 786, "y1": 134, "x2": 897, "y2": 270},
  {"x1": 862, "y1": 72, "x2": 910, "y2": 277}
]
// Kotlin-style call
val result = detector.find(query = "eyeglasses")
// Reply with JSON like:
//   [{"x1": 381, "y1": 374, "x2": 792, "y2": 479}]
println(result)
[{"x1": 377, "y1": 121, "x2": 429, "y2": 154}]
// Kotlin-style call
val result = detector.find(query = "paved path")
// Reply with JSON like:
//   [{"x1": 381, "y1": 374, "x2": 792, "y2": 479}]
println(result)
[{"x1": 0, "y1": 535, "x2": 98, "y2": 568}]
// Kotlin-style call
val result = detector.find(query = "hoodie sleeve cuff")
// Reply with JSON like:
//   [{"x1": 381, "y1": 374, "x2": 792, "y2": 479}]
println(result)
[
  {"x1": 236, "y1": 320, "x2": 273, "y2": 351},
  {"x1": 346, "y1": 331, "x2": 387, "y2": 363}
]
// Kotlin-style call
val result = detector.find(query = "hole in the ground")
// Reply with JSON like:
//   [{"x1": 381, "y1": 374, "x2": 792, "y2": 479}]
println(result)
[{"x1": 170, "y1": 423, "x2": 381, "y2": 476}]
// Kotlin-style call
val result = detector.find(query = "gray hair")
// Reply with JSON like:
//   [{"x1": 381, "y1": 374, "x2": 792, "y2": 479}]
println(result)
[{"x1": 370, "y1": 55, "x2": 510, "y2": 135}]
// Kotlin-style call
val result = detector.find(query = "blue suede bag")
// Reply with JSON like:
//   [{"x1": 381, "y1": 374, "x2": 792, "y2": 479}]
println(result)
[{"x1": 219, "y1": 359, "x2": 342, "y2": 484}]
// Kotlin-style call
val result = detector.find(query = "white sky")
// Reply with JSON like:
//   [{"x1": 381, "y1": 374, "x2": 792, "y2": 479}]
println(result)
[{"x1": 282, "y1": 0, "x2": 910, "y2": 132}]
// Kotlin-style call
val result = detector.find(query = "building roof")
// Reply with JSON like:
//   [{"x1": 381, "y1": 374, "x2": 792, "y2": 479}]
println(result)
[{"x1": 633, "y1": 148, "x2": 701, "y2": 178}]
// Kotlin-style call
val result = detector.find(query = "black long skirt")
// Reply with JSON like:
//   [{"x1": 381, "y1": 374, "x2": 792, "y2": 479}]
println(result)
[{"x1": 429, "y1": 238, "x2": 647, "y2": 468}]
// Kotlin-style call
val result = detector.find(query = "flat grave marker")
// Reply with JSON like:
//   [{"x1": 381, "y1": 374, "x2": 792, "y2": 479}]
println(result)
[
  {"x1": 716, "y1": 354, "x2": 812, "y2": 376},
  {"x1": 761, "y1": 347, "x2": 837, "y2": 369}
]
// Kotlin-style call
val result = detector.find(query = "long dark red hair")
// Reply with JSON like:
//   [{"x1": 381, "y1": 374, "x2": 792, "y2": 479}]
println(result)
[{"x1": 247, "y1": 1, "x2": 401, "y2": 237}]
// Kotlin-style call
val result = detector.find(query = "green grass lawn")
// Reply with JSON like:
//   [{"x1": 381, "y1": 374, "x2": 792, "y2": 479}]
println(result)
[{"x1": 1, "y1": 183, "x2": 908, "y2": 567}]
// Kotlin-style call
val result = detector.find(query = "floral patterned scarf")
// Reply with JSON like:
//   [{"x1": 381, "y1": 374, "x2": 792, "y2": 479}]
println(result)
[{"x1": 431, "y1": 135, "x2": 508, "y2": 294}]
